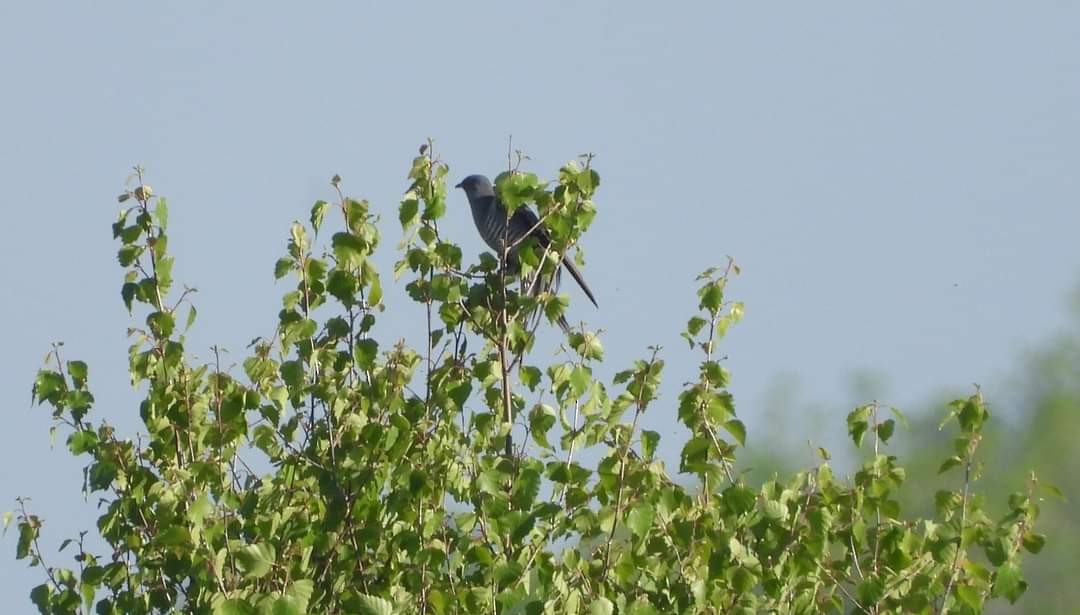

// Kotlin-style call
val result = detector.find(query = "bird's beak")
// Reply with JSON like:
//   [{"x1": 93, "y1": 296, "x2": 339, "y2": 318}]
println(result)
[{"x1": 454, "y1": 180, "x2": 463, "y2": 189}]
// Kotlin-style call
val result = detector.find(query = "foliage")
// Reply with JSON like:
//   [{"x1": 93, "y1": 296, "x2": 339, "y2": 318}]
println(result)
[
  {"x1": 885, "y1": 313, "x2": 1077, "y2": 614},
  {"x1": 10, "y1": 147, "x2": 1047, "y2": 614}
]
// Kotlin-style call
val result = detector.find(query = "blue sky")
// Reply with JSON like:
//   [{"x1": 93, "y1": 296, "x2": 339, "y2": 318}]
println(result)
[{"x1": 2, "y1": 2, "x2": 1078, "y2": 607}]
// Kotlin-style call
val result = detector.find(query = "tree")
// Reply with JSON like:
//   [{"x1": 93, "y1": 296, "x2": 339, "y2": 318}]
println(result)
[{"x1": 11, "y1": 145, "x2": 1048, "y2": 613}]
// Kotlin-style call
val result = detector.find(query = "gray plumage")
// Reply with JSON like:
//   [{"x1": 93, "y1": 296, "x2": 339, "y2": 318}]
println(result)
[{"x1": 456, "y1": 174, "x2": 597, "y2": 333}]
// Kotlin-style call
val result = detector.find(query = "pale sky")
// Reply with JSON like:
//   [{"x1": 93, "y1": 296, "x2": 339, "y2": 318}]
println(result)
[{"x1": 2, "y1": 2, "x2": 1078, "y2": 608}]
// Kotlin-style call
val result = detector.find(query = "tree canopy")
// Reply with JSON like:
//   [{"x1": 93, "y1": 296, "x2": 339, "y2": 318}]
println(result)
[{"x1": 11, "y1": 146, "x2": 1049, "y2": 614}]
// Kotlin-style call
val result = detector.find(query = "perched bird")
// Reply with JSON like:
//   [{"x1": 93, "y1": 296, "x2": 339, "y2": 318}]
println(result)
[{"x1": 455, "y1": 174, "x2": 598, "y2": 333}]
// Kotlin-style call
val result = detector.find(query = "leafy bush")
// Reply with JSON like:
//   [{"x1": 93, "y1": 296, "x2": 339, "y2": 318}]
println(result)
[{"x1": 12, "y1": 146, "x2": 1047, "y2": 614}]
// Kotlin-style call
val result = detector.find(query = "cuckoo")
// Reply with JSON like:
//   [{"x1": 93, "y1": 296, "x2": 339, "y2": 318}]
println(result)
[{"x1": 455, "y1": 174, "x2": 597, "y2": 333}]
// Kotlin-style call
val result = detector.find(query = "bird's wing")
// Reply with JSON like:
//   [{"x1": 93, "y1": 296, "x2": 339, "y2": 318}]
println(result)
[
  {"x1": 509, "y1": 206, "x2": 551, "y2": 246},
  {"x1": 510, "y1": 206, "x2": 598, "y2": 309}
]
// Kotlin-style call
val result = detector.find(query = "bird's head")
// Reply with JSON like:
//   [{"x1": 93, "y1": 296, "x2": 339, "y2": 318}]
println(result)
[{"x1": 455, "y1": 174, "x2": 495, "y2": 200}]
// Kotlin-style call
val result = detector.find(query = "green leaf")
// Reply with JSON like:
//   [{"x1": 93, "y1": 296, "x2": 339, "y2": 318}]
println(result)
[
  {"x1": 477, "y1": 470, "x2": 505, "y2": 496},
  {"x1": 877, "y1": 418, "x2": 895, "y2": 443},
  {"x1": 519, "y1": 365, "x2": 542, "y2": 391},
  {"x1": 724, "y1": 419, "x2": 746, "y2": 446},
  {"x1": 184, "y1": 304, "x2": 198, "y2": 332},
  {"x1": 938, "y1": 456, "x2": 962, "y2": 474},
  {"x1": 65, "y1": 391, "x2": 93, "y2": 416},
  {"x1": 117, "y1": 245, "x2": 142, "y2": 266},
  {"x1": 274, "y1": 257, "x2": 295, "y2": 280},
  {"x1": 955, "y1": 584, "x2": 981, "y2": 609},
  {"x1": 685, "y1": 316, "x2": 707, "y2": 337},
  {"x1": 347, "y1": 203, "x2": 376, "y2": 240},
  {"x1": 641, "y1": 430, "x2": 660, "y2": 459},
  {"x1": 731, "y1": 566, "x2": 756, "y2": 594},
  {"x1": 271, "y1": 598, "x2": 304, "y2": 615},
  {"x1": 847, "y1": 405, "x2": 872, "y2": 448},
  {"x1": 139, "y1": 278, "x2": 158, "y2": 307},
  {"x1": 119, "y1": 224, "x2": 142, "y2": 244},
  {"x1": 569, "y1": 365, "x2": 591, "y2": 399},
  {"x1": 1020, "y1": 532, "x2": 1045, "y2": 554},
  {"x1": 327, "y1": 269, "x2": 358, "y2": 304},
  {"x1": 355, "y1": 339, "x2": 379, "y2": 369},
  {"x1": 33, "y1": 370, "x2": 66, "y2": 405},
  {"x1": 626, "y1": 598, "x2": 659, "y2": 615},
  {"x1": 332, "y1": 232, "x2": 369, "y2": 267},
  {"x1": 409, "y1": 469, "x2": 429, "y2": 495},
  {"x1": 856, "y1": 579, "x2": 884, "y2": 606},
  {"x1": 146, "y1": 310, "x2": 175, "y2": 338},
  {"x1": 81, "y1": 564, "x2": 104, "y2": 586},
  {"x1": 305, "y1": 257, "x2": 328, "y2": 282},
  {"x1": 157, "y1": 525, "x2": 190, "y2": 546},
  {"x1": 30, "y1": 584, "x2": 51, "y2": 612},
  {"x1": 235, "y1": 543, "x2": 276, "y2": 579},
  {"x1": 1038, "y1": 482, "x2": 1066, "y2": 502},
  {"x1": 572, "y1": 331, "x2": 604, "y2": 361},
  {"x1": 512, "y1": 470, "x2": 542, "y2": 509},
  {"x1": 423, "y1": 195, "x2": 446, "y2": 221},
  {"x1": 626, "y1": 503, "x2": 654, "y2": 537},
  {"x1": 67, "y1": 361, "x2": 88, "y2": 388},
  {"x1": 528, "y1": 404, "x2": 556, "y2": 451},
  {"x1": 310, "y1": 200, "x2": 329, "y2": 234},
  {"x1": 67, "y1": 430, "x2": 98, "y2": 455},
  {"x1": 698, "y1": 281, "x2": 724, "y2": 312},
  {"x1": 984, "y1": 537, "x2": 1008, "y2": 566},
  {"x1": 399, "y1": 195, "x2": 419, "y2": 229},
  {"x1": 280, "y1": 580, "x2": 314, "y2": 614},
  {"x1": 509, "y1": 510, "x2": 535, "y2": 540},
  {"x1": 588, "y1": 598, "x2": 614, "y2": 615},
  {"x1": 957, "y1": 394, "x2": 989, "y2": 433},
  {"x1": 364, "y1": 261, "x2": 383, "y2": 305},
  {"x1": 88, "y1": 461, "x2": 117, "y2": 490},
  {"x1": 355, "y1": 594, "x2": 395, "y2": 615},
  {"x1": 17, "y1": 522, "x2": 35, "y2": 559},
  {"x1": 186, "y1": 496, "x2": 213, "y2": 534},
  {"x1": 121, "y1": 281, "x2": 138, "y2": 311},
  {"x1": 763, "y1": 499, "x2": 786, "y2": 521},
  {"x1": 154, "y1": 198, "x2": 169, "y2": 228},
  {"x1": 723, "y1": 485, "x2": 757, "y2": 516},
  {"x1": 993, "y1": 562, "x2": 1025, "y2": 603},
  {"x1": 280, "y1": 361, "x2": 304, "y2": 388}
]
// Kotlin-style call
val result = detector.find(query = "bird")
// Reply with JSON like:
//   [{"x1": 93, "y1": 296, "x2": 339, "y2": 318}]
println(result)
[{"x1": 455, "y1": 174, "x2": 598, "y2": 333}]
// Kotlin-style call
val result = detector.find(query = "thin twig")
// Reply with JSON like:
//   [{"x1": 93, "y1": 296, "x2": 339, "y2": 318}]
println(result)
[
  {"x1": 601, "y1": 350, "x2": 657, "y2": 577},
  {"x1": 938, "y1": 435, "x2": 979, "y2": 614}
]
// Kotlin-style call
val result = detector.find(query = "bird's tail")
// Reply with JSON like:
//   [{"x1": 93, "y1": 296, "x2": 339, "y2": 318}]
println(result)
[{"x1": 561, "y1": 255, "x2": 599, "y2": 308}]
